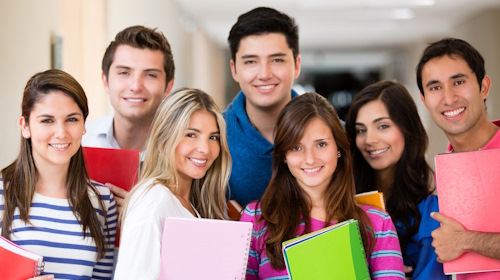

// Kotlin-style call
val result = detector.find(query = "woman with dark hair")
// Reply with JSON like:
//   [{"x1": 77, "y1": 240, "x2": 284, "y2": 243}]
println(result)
[
  {"x1": 0, "y1": 69, "x2": 116, "y2": 279},
  {"x1": 240, "y1": 92, "x2": 404, "y2": 279},
  {"x1": 345, "y1": 80, "x2": 446, "y2": 279}
]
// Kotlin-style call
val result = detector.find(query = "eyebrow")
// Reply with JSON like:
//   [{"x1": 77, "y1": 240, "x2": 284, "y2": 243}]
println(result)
[
  {"x1": 114, "y1": 65, "x2": 163, "y2": 73},
  {"x1": 186, "y1": 128, "x2": 220, "y2": 134},
  {"x1": 36, "y1": 112, "x2": 82, "y2": 118},
  {"x1": 240, "y1": 52, "x2": 287, "y2": 60},
  {"x1": 425, "y1": 73, "x2": 468, "y2": 88},
  {"x1": 355, "y1": 116, "x2": 390, "y2": 126}
]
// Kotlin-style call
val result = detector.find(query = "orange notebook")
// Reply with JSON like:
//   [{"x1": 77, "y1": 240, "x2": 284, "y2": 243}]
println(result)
[
  {"x1": 0, "y1": 236, "x2": 44, "y2": 279},
  {"x1": 159, "y1": 217, "x2": 252, "y2": 279},
  {"x1": 435, "y1": 148, "x2": 500, "y2": 275},
  {"x1": 82, "y1": 146, "x2": 140, "y2": 191},
  {"x1": 82, "y1": 146, "x2": 140, "y2": 247},
  {"x1": 355, "y1": 191, "x2": 386, "y2": 211}
]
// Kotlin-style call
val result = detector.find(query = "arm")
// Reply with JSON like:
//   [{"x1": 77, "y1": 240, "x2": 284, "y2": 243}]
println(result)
[
  {"x1": 431, "y1": 212, "x2": 500, "y2": 262},
  {"x1": 92, "y1": 188, "x2": 118, "y2": 279},
  {"x1": 366, "y1": 208, "x2": 405, "y2": 279}
]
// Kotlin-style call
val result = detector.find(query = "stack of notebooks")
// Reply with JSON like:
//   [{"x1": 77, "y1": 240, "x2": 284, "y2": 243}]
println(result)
[
  {"x1": 0, "y1": 235, "x2": 44, "y2": 279},
  {"x1": 282, "y1": 219, "x2": 370, "y2": 279}
]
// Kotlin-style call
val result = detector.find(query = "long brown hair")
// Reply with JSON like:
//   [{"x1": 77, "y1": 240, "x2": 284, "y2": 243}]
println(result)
[
  {"x1": 345, "y1": 80, "x2": 433, "y2": 265},
  {"x1": 260, "y1": 92, "x2": 374, "y2": 269},
  {"x1": 1, "y1": 69, "x2": 109, "y2": 258}
]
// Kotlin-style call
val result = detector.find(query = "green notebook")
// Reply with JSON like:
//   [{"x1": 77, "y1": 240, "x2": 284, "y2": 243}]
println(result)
[{"x1": 282, "y1": 219, "x2": 370, "y2": 280}]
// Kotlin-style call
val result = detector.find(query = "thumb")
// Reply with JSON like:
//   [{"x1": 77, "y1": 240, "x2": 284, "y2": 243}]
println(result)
[{"x1": 430, "y1": 212, "x2": 450, "y2": 224}]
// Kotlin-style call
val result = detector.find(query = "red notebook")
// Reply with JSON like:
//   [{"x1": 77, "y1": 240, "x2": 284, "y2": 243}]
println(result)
[
  {"x1": 82, "y1": 146, "x2": 140, "y2": 247},
  {"x1": 0, "y1": 235, "x2": 44, "y2": 279},
  {"x1": 82, "y1": 146, "x2": 140, "y2": 191},
  {"x1": 435, "y1": 148, "x2": 500, "y2": 275}
]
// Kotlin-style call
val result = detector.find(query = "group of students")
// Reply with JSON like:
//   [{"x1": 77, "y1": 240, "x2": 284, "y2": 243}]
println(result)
[{"x1": 1, "y1": 5, "x2": 499, "y2": 280}]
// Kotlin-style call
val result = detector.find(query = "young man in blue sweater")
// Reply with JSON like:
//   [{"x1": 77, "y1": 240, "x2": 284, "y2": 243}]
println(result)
[{"x1": 224, "y1": 7, "x2": 301, "y2": 207}]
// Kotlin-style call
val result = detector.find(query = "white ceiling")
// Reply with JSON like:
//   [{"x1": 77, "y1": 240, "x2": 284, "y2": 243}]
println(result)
[{"x1": 175, "y1": 0, "x2": 500, "y2": 51}]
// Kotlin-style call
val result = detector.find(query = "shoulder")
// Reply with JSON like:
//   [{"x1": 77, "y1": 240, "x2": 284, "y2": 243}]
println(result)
[
  {"x1": 126, "y1": 180, "x2": 181, "y2": 217},
  {"x1": 82, "y1": 116, "x2": 113, "y2": 147},
  {"x1": 360, "y1": 204, "x2": 393, "y2": 230}
]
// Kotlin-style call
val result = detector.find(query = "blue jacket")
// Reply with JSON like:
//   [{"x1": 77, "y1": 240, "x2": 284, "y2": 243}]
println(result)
[{"x1": 223, "y1": 90, "x2": 298, "y2": 207}]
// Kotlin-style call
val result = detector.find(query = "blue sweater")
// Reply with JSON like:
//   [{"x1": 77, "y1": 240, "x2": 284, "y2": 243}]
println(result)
[
  {"x1": 223, "y1": 90, "x2": 298, "y2": 207},
  {"x1": 396, "y1": 194, "x2": 448, "y2": 280}
]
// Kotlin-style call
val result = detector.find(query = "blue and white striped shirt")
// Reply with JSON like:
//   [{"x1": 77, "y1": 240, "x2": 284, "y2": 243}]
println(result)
[{"x1": 0, "y1": 178, "x2": 117, "y2": 279}]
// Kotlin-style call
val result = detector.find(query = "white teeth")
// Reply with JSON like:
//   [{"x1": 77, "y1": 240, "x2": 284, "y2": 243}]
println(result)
[
  {"x1": 190, "y1": 158, "x2": 207, "y2": 164},
  {"x1": 126, "y1": 98, "x2": 145, "y2": 103},
  {"x1": 443, "y1": 107, "x2": 465, "y2": 117},
  {"x1": 51, "y1": 143, "x2": 69, "y2": 149},
  {"x1": 257, "y1": 85, "x2": 275, "y2": 90},
  {"x1": 369, "y1": 147, "x2": 389, "y2": 155},
  {"x1": 303, "y1": 167, "x2": 321, "y2": 173}
]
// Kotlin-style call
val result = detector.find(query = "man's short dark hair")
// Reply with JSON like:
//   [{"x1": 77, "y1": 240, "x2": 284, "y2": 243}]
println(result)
[
  {"x1": 416, "y1": 37, "x2": 485, "y2": 95},
  {"x1": 227, "y1": 7, "x2": 299, "y2": 63},
  {"x1": 102, "y1": 25, "x2": 175, "y2": 85}
]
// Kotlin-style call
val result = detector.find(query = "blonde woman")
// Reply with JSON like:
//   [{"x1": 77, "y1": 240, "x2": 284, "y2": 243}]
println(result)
[{"x1": 114, "y1": 88, "x2": 231, "y2": 279}]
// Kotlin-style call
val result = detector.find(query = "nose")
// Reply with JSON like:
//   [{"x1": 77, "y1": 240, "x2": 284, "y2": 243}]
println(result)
[
  {"x1": 257, "y1": 62, "x2": 272, "y2": 80},
  {"x1": 129, "y1": 74, "x2": 144, "y2": 92},
  {"x1": 304, "y1": 148, "x2": 316, "y2": 165},
  {"x1": 54, "y1": 122, "x2": 68, "y2": 139},
  {"x1": 196, "y1": 138, "x2": 209, "y2": 154},
  {"x1": 442, "y1": 84, "x2": 458, "y2": 105},
  {"x1": 365, "y1": 129, "x2": 378, "y2": 145}
]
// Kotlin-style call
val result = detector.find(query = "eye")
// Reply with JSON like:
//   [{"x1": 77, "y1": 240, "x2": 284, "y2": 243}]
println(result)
[
  {"x1": 454, "y1": 80, "x2": 465, "y2": 86},
  {"x1": 146, "y1": 73, "x2": 158, "y2": 78},
  {"x1": 317, "y1": 142, "x2": 327, "y2": 148},
  {"x1": 429, "y1": 85, "x2": 441, "y2": 91},
  {"x1": 185, "y1": 133, "x2": 196, "y2": 138},
  {"x1": 209, "y1": 135, "x2": 219, "y2": 141},
  {"x1": 378, "y1": 124, "x2": 390, "y2": 130},
  {"x1": 243, "y1": 60, "x2": 256, "y2": 65},
  {"x1": 291, "y1": 145, "x2": 301, "y2": 152},
  {"x1": 41, "y1": 119, "x2": 53, "y2": 124},
  {"x1": 272, "y1": 58, "x2": 284, "y2": 63},
  {"x1": 67, "y1": 117, "x2": 79, "y2": 122},
  {"x1": 355, "y1": 128, "x2": 366, "y2": 135},
  {"x1": 118, "y1": 71, "x2": 129, "y2": 75}
]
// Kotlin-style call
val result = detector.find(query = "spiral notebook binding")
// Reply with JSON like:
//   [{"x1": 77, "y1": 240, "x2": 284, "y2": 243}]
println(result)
[
  {"x1": 353, "y1": 220, "x2": 370, "y2": 277},
  {"x1": 237, "y1": 226, "x2": 252, "y2": 280},
  {"x1": 33, "y1": 261, "x2": 45, "y2": 276}
]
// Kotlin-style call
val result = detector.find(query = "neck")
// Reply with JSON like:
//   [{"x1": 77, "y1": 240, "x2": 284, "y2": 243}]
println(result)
[
  {"x1": 246, "y1": 103, "x2": 284, "y2": 144},
  {"x1": 113, "y1": 115, "x2": 152, "y2": 151},
  {"x1": 375, "y1": 167, "x2": 395, "y2": 196},
  {"x1": 448, "y1": 118, "x2": 498, "y2": 152},
  {"x1": 35, "y1": 164, "x2": 69, "y2": 198}
]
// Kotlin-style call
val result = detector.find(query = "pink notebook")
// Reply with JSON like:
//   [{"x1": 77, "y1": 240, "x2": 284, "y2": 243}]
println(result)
[
  {"x1": 159, "y1": 217, "x2": 252, "y2": 279},
  {"x1": 435, "y1": 148, "x2": 500, "y2": 275}
]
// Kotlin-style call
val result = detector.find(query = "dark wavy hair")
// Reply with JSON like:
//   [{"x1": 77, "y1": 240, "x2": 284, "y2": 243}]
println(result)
[
  {"x1": 259, "y1": 92, "x2": 374, "y2": 269},
  {"x1": 345, "y1": 80, "x2": 433, "y2": 266},
  {"x1": 1, "y1": 69, "x2": 109, "y2": 259}
]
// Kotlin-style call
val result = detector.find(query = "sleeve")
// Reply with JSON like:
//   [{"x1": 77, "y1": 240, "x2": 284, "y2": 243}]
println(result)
[
  {"x1": 367, "y1": 208, "x2": 406, "y2": 279},
  {"x1": 239, "y1": 204, "x2": 260, "y2": 280},
  {"x1": 114, "y1": 195, "x2": 163, "y2": 279},
  {"x1": 412, "y1": 196, "x2": 447, "y2": 280},
  {"x1": 92, "y1": 187, "x2": 117, "y2": 279}
]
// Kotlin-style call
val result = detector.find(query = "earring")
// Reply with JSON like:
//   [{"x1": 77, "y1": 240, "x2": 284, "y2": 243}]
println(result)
[
  {"x1": 83, "y1": 129, "x2": 87, "y2": 135},
  {"x1": 337, "y1": 151, "x2": 341, "y2": 158}
]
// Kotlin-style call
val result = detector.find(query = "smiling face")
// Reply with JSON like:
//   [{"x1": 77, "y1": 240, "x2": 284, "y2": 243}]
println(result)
[
  {"x1": 285, "y1": 118, "x2": 338, "y2": 196},
  {"x1": 230, "y1": 33, "x2": 301, "y2": 113},
  {"x1": 420, "y1": 55, "x2": 490, "y2": 141},
  {"x1": 355, "y1": 99, "x2": 405, "y2": 175},
  {"x1": 175, "y1": 110, "x2": 221, "y2": 189},
  {"x1": 21, "y1": 91, "x2": 85, "y2": 170},
  {"x1": 103, "y1": 45, "x2": 173, "y2": 124}
]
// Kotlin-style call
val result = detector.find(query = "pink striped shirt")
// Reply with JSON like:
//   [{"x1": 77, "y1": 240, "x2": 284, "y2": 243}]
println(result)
[{"x1": 240, "y1": 202, "x2": 405, "y2": 279}]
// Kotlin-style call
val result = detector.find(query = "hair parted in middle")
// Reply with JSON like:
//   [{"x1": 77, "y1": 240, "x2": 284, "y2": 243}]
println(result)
[
  {"x1": 121, "y1": 88, "x2": 231, "y2": 224},
  {"x1": 258, "y1": 92, "x2": 374, "y2": 269}
]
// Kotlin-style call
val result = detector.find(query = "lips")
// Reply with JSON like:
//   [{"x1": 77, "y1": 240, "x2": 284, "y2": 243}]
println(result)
[
  {"x1": 301, "y1": 166, "x2": 322, "y2": 174},
  {"x1": 189, "y1": 157, "x2": 207, "y2": 166},
  {"x1": 442, "y1": 107, "x2": 465, "y2": 118},
  {"x1": 50, "y1": 143, "x2": 69, "y2": 149},
  {"x1": 368, "y1": 147, "x2": 389, "y2": 157}
]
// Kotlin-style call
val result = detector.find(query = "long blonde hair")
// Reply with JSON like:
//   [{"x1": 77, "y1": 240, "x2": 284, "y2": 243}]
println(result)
[{"x1": 121, "y1": 88, "x2": 231, "y2": 224}]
